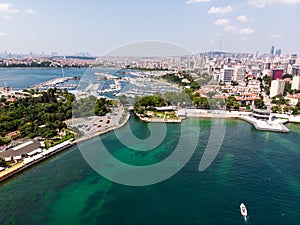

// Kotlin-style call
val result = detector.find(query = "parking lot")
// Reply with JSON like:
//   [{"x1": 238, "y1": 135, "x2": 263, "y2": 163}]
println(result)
[{"x1": 65, "y1": 107, "x2": 125, "y2": 136}]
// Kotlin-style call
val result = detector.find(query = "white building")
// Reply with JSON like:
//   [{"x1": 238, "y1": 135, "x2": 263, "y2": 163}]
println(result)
[
  {"x1": 247, "y1": 79, "x2": 261, "y2": 93},
  {"x1": 291, "y1": 75, "x2": 300, "y2": 91},
  {"x1": 270, "y1": 80, "x2": 285, "y2": 97}
]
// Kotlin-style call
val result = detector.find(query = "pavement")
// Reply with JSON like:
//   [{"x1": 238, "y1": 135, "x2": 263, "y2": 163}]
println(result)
[{"x1": 66, "y1": 106, "x2": 125, "y2": 137}]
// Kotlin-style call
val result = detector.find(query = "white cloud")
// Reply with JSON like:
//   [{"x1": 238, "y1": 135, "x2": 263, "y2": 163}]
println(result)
[
  {"x1": 0, "y1": 3, "x2": 19, "y2": 14},
  {"x1": 0, "y1": 32, "x2": 7, "y2": 37},
  {"x1": 248, "y1": 0, "x2": 300, "y2": 8},
  {"x1": 270, "y1": 34, "x2": 282, "y2": 38},
  {"x1": 208, "y1": 5, "x2": 233, "y2": 15},
  {"x1": 237, "y1": 15, "x2": 248, "y2": 22},
  {"x1": 25, "y1": 8, "x2": 38, "y2": 14},
  {"x1": 186, "y1": 0, "x2": 210, "y2": 4},
  {"x1": 224, "y1": 25, "x2": 237, "y2": 32},
  {"x1": 214, "y1": 18, "x2": 230, "y2": 26},
  {"x1": 4, "y1": 15, "x2": 12, "y2": 20},
  {"x1": 239, "y1": 27, "x2": 255, "y2": 34}
]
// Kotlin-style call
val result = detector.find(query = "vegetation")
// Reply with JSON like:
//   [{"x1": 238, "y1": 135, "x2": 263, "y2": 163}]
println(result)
[
  {"x1": 284, "y1": 82, "x2": 293, "y2": 95},
  {"x1": 195, "y1": 73, "x2": 213, "y2": 86},
  {"x1": 0, "y1": 89, "x2": 112, "y2": 141},
  {"x1": 225, "y1": 96, "x2": 240, "y2": 110},
  {"x1": 193, "y1": 96, "x2": 210, "y2": 109},
  {"x1": 134, "y1": 95, "x2": 167, "y2": 114},
  {"x1": 118, "y1": 94, "x2": 128, "y2": 105},
  {"x1": 254, "y1": 98, "x2": 266, "y2": 109},
  {"x1": 72, "y1": 95, "x2": 113, "y2": 118},
  {"x1": 291, "y1": 106, "x2": 299, "y2": 115},
  {"x1": 262, "y1": 75, "x2": 271, "y2": 95},
  {"x1": 0, "y1": 137, "x2": 10, "y2": 147},
  {"x1": 271, "y1": 105, "x2": 299, "y2": 114},
  {"x1": 160, "y1": 72, "x2": 200, "y2": 91},
  {"x1": 271, "y1": 105, "x2": 280, "y2": 113},
  {"x1": 163, "y1": 91, "x2": 192, "y2": 107},
  {"x1": 282, "y1": 74, "x2": 293, "y2": 80},
  {"x1": 271, "y1": 94, "x2": 290, "y2": 105},
  {"x1": 0, "y1": 158, "x2": 7, "y2": 167}
]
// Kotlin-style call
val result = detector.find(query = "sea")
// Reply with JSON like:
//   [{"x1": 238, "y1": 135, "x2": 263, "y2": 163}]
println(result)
[{"x1": 0, "y1": 68, "x2": 300, "y2": 225}]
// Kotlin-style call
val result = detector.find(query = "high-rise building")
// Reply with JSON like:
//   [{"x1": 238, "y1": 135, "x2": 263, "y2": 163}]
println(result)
[
  {"x1": 291, "y1": 75, "x2": 300, "y2": 90},
  {"x1": 220, "y1": 67, "x2": 233, "y2": 84},
  {"x1": 270, "y1": 46, "x2": 275, "y2": 55},
  {"x1": 270, "y1": 79, "x2": 285, "y2": 97},
  {"x1": 272, "y1": 68, "x2": 284, "y2": 80},
  {"x1": 275, "y1": 49, "x2": 282, "y2": 57}
]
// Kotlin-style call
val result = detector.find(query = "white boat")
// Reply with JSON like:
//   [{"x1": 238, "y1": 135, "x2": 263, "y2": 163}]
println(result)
[{"x1": 240, "y1": 203, "x2": 248, "y2": 217}]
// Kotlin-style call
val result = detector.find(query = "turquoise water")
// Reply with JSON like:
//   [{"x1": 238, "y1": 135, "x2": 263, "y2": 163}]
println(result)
[{"x1": 0, "y1": 116, "x2": 300, "y2": 225}]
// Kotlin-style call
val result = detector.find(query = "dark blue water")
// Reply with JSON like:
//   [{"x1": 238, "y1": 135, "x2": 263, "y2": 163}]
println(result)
[{"x1": 0, "y1": 116, "x2": 299, "y2": 225}]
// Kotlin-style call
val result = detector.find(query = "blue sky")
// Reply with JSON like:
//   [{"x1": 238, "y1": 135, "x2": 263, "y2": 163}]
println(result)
[{"x1": 0, "y1": 0, "x2": 300, "y2": 56}]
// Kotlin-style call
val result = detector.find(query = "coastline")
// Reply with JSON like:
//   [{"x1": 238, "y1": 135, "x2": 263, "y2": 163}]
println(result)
[
  {"x1": 0, "y1": 112, "x2": 131, "y2": 183},
  {"x1": 1, "y1": 109, "x2": 299, "y2": 183}
]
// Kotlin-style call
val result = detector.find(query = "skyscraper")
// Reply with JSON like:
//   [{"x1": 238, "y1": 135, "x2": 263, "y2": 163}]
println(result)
[
  {"x1": 275, "y1": 49, "x2": 281, "y2": 57},
  {"x1": 270, "y1": 46, "x2": 275, "y2": 55}
]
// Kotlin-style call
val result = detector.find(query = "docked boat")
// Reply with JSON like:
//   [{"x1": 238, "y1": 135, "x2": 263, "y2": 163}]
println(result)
[{"x1": 240, "y1": 203, "x2": 248, "y2": 217}]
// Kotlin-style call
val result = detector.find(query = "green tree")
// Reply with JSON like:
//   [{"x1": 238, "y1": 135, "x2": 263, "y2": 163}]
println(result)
[
  {"x1": 283, "y1": 106, "x2": 289, "y2": 113},
  {"x1": 282, "y1": 74, "x2": 293, "y2": 79},
  {"x1": 118, "y1": 94, "x2": 128, "y2": 105},
  {"x1": 271, "y1": 105, "x2": 280, "y2": 113},
  {"x1": 194, "y1": 97, "x2": 210, "y2": 109},
  {"x1": 284, "y1": 82, "x2": 292, "y2": 95},
  {"x1": 254, "y1": 98, "x2": 265, "y2": 109},
  {"x1": 291, "y1": 106, "x2": 299, "y2": 115},
  {"x1": 225, "y1": 96, "x2": 236, "y2": 109},
  {"x1": 233, "y1": 101, "x2": 240, "y2": 109},
  {"x1": 0, "y1": 158, "x2": 7, "y2": 167}
]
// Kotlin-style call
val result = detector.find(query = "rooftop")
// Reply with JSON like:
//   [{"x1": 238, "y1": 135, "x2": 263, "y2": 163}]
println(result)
[{"x1": 0, "y1": 139, "x2": 41, "y2": 158}]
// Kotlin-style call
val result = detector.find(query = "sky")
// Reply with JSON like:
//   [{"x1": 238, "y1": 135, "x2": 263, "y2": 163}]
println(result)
[{"x1": 0, "y1": 0, "x2": 300, "y2": 56}]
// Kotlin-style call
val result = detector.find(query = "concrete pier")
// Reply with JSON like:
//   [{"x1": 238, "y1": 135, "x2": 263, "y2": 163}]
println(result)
[{"x1": 240, "y1": 116, "x2": 289, "y2": 133}]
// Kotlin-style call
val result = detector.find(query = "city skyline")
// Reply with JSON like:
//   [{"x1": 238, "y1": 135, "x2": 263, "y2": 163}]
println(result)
[{"x1": 0, "y1": 0, "x2": 300, "y2": 56}]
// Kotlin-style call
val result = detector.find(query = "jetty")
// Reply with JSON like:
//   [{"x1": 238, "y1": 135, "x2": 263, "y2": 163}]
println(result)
[
  {"x1": 240, "y1": 116, "x2": 289, "y2": 133},
  {"x1": 28, "y1": 77, "x2": 78, "y2": 90}
]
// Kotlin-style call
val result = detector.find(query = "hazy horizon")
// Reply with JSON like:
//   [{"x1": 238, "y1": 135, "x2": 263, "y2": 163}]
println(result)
[{"x1": 1, "y1": 0, "x2": 300, "y2": 56}]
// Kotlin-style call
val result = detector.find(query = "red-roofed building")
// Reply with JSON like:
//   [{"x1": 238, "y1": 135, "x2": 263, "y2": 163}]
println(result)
[{"x1": 5, "y1": 130, "x2": 20, "y2": 139}]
